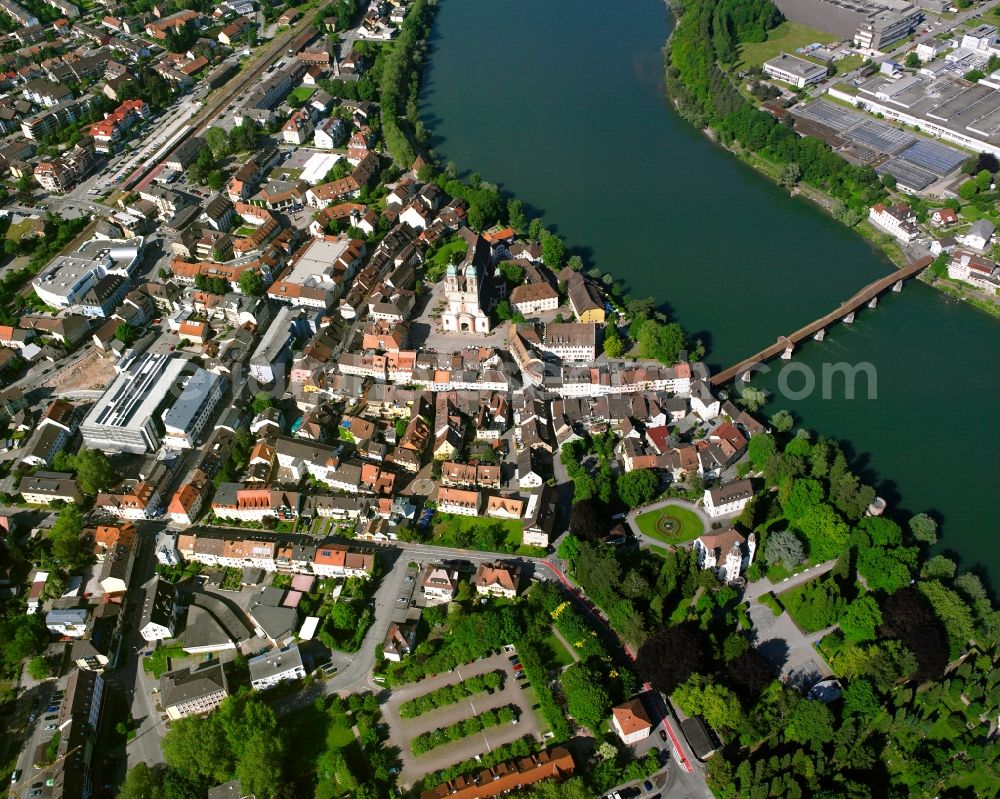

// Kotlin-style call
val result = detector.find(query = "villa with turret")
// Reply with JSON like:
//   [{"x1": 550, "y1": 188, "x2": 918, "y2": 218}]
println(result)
[{"x1": 694, "y1": 527, "x2": 756, "y2": 583}]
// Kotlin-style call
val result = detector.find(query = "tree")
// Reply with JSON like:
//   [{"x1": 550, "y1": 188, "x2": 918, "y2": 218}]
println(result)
[
  {"x1": 568, "y1": 498, "x2": 611, "y2": 542},
  {"x1": 556, "y1": 534, "x2": 581, "y2": 567},
  {"x1": 738, "y1": 385, "x2": 767, "y2": 412},
  {"x1": 841, "y1": 678, "x2": 880, "y2": 720},
  {"x1": 616, "y1": 469, "x2": 658, "y2": 508},
  {"x1": 541, "y1": 233, "x2": 565, "y2": 268},
  {"x1": 879, "y1": 587, "x2": 948, "y2": 682},
  {"x1": 251, "y1": 392, "x2": 273, "y2": 415},
  {"x1": 794, "y1": 503, "x2": 850, "y2": 561},
  {"x1": 48, "y1": 505, "x2": 91, "y2": 569},
  {"x1": 725, "y1": 648, "x2": 775, "y2": 700},
  {"x1": 917, "y1": 580, "x2": 975, "y2": 659},
  {"x1": 204, "y1": 127, "x2": 230, "y2": 159},
  {"x1": 637, "y1": 623, "x2": 709, "y2": 694},
  {"x1": 786, "y1": 699, "x2": 835, "y2": 747},
  {"x1": 507, "y1": 198, "x2": 526, "y2": 231},
  {"x1": 770, "y1": 409, "x2": 794, "y2": 432},
  {"x1": 908, "y1": 512, "x2": 938, "y2": 545},
  {"x1": 781, "y1": 478, "x2": 823, "y2": 521},
  {"x1": 71, "y1": 449, "x2": 117, "y2": 495},
  {"x1": 115, "y1": 322, "x2": 137, "y2": 345},
  {"x1": 674, "y1": 674, "x2": 744, "y2": 732},
  {"x1": 764, "y1": 529, "x2": 804, "y2": 570},
  {"x1": 841, "y1": 595, "x2": 882, "y2": 643},
  {"x1": 528, "y1": 218, "x2": 544, "y2": 242},
  {"x1": 904, "y1": 51, "x2": 920, "y2": 69},
  {"x1": 920, "y1": 554, "x2": 957, "y2": 580},
  {"x1": 28, "y1": 655, "x2": 52, "y2": 680},
  {"x1": 779, "y1": 161, "x2": 801, "y2": 188},
  {"x1": 239, "y1": 270, "x2": 265, "y2": 296},
  {"x1": 560, "y1": 662, "x2": 611, "y2": 732},
  {"x1": 117, "y1": 763, "x2": 165, "y2": 799},
  {"x1": 495, "y1": 299, "x2": 513, "y2": 321}
]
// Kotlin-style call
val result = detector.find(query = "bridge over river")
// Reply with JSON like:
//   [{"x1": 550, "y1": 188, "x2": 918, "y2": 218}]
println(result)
[{"x1": 711, "y1": 256, "x2": 934, "y2": 386}]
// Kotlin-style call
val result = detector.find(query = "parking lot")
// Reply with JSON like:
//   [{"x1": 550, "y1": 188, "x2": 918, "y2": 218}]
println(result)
[{"x1": 382, "y1": 650, "x2": 542, "y2": 787}]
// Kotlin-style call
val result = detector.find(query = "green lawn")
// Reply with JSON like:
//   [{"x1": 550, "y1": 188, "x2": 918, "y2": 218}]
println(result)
[
  {"x1": 425, "y1": 238, "x2": 469, "y2": 281},
  {"x1": 543, "y1": 630, "x2": 576, "y2": 667},
  {"x1": 290, "y1": 86, "x2": 316, "y2": 103},
  {"x1": 284, "y1": 700, "x2": 363, "y2": 799},
  {"x1": 4, "y1": 217, "x2": 39, "y2": 241},
  {"x1": 737, "y1": 20, "x2": 837, "y2": 69},
  {"x1": 142, "y1": 644, "x2": 187, "y2": 678},
  {"x1": 432, "y1": 513, "x2": 523, "y2": 553},
  {"x1": 634, "y1": 504, "x2": 704, "y2": 544}
]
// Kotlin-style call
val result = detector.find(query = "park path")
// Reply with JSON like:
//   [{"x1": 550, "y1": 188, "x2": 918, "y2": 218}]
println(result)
[
  {"x1": 625, "y1": 498, "x2": 714, "y2": 550},
  {"x1": 742, "y1": 559, "x2": 837, "y2": 602}
]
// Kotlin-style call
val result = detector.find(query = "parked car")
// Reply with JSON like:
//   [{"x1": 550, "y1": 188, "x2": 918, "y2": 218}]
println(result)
[
  {"x1": 658, "y1": 729, "x2": 667, "y2": 742},
  {"x1": 11, "y1": 769, "x2": 21, "y2": 784},
  {"x1": 644, "y1": 780, "x2": 654, "y2": 792}
]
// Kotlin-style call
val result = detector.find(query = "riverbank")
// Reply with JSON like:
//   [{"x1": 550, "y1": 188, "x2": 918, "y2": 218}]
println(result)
[{"x1": 661, "y1": 0, "x2": 1000, "y2": 308}]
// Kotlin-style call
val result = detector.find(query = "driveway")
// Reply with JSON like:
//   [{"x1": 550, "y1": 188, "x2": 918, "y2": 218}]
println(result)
[
  {"x1": 382, "y1": 652, "x2": 541, "y2": 788},
  {"x1": 747, "y1": 602, "x2": 832, "y2": 689}
]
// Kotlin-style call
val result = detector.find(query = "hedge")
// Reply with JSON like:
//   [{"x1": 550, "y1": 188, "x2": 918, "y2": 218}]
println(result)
[
  {"x1": 411, "y1": 704, "x2": 519, "y2": 755},
  {"x1": 400, "y1": 671, "x2": 503, "y2": 719}
]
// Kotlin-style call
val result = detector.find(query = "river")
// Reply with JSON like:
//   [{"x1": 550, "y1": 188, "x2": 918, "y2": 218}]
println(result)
[{"x1": 420, "y1": 0, "x2": 1000, "y2": 586}]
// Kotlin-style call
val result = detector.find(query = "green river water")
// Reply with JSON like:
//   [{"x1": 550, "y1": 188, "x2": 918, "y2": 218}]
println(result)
[{"x1": 420, "y1": 0, "x2": 1000, "y2": 586}]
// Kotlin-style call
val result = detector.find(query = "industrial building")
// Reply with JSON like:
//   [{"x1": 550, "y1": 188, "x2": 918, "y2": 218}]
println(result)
[{"x1": 772, "y1": 0, "x2": 922, "y2": 51}]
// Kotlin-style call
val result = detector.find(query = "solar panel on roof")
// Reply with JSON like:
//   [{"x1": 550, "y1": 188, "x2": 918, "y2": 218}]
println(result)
[
  {"x1": 897, "y1": 139, "x2": 967, "y2": 176},
  {"x1": 847, "y1": 121, "x2": 917, "y2": 155},
  {"x1": 876, "y1": 158, "x2": 937, "y2": 192},
  {"x1": 794, "y1": 99, "x2": 865, "y2": 132}
]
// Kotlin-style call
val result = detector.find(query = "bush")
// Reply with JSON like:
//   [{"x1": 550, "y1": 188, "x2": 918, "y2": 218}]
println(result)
[{"x1": 411, "y1": 704, "x2": 519, "y2": 754}]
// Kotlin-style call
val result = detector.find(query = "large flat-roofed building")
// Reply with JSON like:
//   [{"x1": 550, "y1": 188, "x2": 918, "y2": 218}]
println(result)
[
  {"x1": 763, "y1": 53, "x2": 828, "y2": 88},
  {"x1": 773, "y1": 0, "x2": 922, "y2": 50},
  {"x1": 829, "y1": 71, "x2": 1000, "y2": 157},
  {"x1": 267, "y1": 236, "x2": 364, "y2": 309},
  {"x1": 80, "y1": 352, "x2": 188, "y2": 454},
  {"x1": 162, "y1": 368, "x2": 225, "y2": 449},
  {"x1": 31, "y1": 238, "x2": 143, "y2": 310}
]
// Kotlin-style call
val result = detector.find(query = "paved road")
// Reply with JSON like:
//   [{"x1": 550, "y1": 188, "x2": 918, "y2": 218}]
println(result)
[{"x1": 742, "y1": 558, "x2": 836, "y2": 602}]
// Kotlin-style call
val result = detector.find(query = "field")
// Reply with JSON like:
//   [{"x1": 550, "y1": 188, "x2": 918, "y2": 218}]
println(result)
[
  {"x1": 737, "y1": 20, "x2": 837, "y2": 69},
  {"x1": 633, "y1": 504, "x2": 704, "y2": 544}
]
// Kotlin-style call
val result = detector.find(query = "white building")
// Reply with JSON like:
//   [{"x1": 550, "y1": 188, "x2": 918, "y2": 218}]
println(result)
[
  {"x1": 80, "y1": 352, "x2": 188, "y2": 454},
  {"x1": 248, "y1": 644, "x2": 306, "y2": 690},
  {"x1": 538, "y1": 322, "x2": 597, "y2": 362},
  {"x1": 441, "y1": 234, "x2": 494, "y2": 334},
  {"x1": 313, "y1": 116, "x2": 345, "y2": 149},
  {"x1": 868, "y1": 204, "x2": 919, "y2": 242},
  {"x1": 139, "y1": 577, "x2": 177, "y2": 642},
  {"x1": 960, "y1": 219, "x2": 995, "y2": 252},
  {"x1": 45, "y1": 608, "x2": 90, "y2": 637},
  {"x1": 703, "y1": 479, "x2": 754, "y2": 518},
  {"x1": 694, "y1": 528, "x2": 756, "y2": 583},
  {"x1": 947, "y1": 250, "x2": 1000, "y2": 291},
  {"x1": 436, "y1": 487, "x2": 481, "y2": 517},
  {"x1": 763, "y1": 53, "x2": 826, "y2": 88},
  {"x1": 162, "y1": 369, "x2": 224, "y2": 449},
  {"x1": 31, "y1": 238, "x2": 143, "y2": 310},
  {"x1": 160, "y1": 661, "x2": 228, "y2": 720},
  {"x1": 611, "y1": 698, "x2": 653, "y2": 745},
  {"x1": 420, "y1": 564, "x2": 459, "y2": 605}
]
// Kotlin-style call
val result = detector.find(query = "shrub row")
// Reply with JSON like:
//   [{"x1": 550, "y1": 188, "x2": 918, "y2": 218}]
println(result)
[
  {"x1": 411, "y1": 705, "x2": 519, "y2": 755},
  {"x1": 400, "y1": 671, "x2": 503, "y2": 719}
]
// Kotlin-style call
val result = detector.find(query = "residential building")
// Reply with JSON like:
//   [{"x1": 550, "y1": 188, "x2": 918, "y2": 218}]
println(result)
[
  {"x1": 539, "y1": 322, "x2": 597, "y2": 361},
  {"x1": 160, "y1": 660, "x2": 229, "y2": 720},
  {"x1": 248, "y1": 644, "x2": 306, "y2": 690},
  {"x1": 18, "y1": 471, "x2": 81, "y2": 504},
  {"x1": 139, "y1": 576, "x2": 177, "y2": 641},
  {"x1": 510, "y1": 281, "x2": 559, "y2": 315},
  {"x1": 382, "y1": 620, "x2": 418, "y2": 661},
  {"x1": 162, "y1": 368, "x2": 225, "y2": 449},
  {"x1": 419, "y1": 747, "x2": 575, "y2": 799},
  {"x1": 612, "y1": 697, "x2": 654, "y2": 745},
  {"x1": 961, "y1": 219, "x2": 995, "y2": 252},
  {"x1": 868, "y1": 203, "x2": 919, "y2": 242},
  {"x1": 694, "y1": 528, "x2": 757, "y2": 583},
  {"x1": 703, "y1": 479, "x2": 754, "y2": 518},
  {"x1": 46, "y1": 607, "x2": 90, "y2": 637},
  {"x1": 420, "y1": 563, "x2": 459, "y2": 605},
  {"x1": 473, "y1": 560, "x2": 521, "y2": 598},
  {"x1": 947, "y1": 249, "x2": 1000, "y2": 290},
  {"x1": 436, "y1": 487, "x2": 481, "y2": 516}
]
